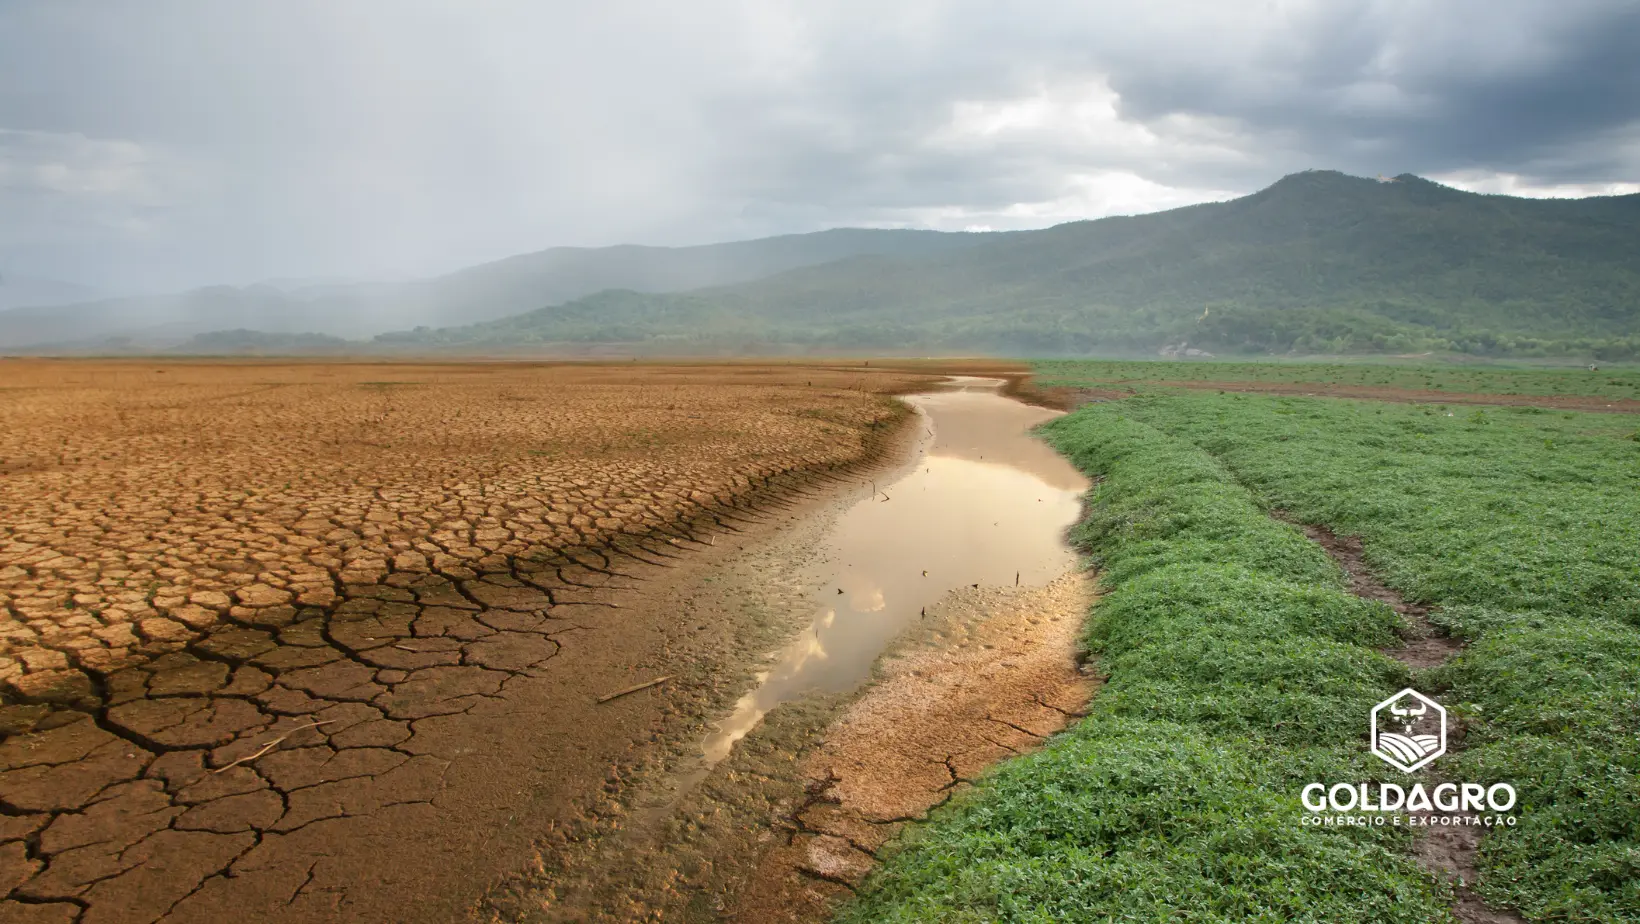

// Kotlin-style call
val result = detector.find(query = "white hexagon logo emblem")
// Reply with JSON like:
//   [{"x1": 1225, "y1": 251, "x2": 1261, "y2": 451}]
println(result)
[{"x1": 1370, "y1": 688, "x2": 1446, "y2": 773}]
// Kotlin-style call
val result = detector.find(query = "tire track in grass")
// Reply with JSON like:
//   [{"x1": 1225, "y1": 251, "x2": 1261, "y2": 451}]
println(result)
[
  {"x1": 1092, "y1": 389, "x2": 1640, "y2": 923},
  {"x1": 1283, "y1": 518, "x2": 1524, "y2": 924},
  {"x1": 838, "y1": 408, "x2": 1457, "y2": 924}
]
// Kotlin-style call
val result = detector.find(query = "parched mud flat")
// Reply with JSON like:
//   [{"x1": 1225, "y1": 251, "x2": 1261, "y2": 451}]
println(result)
[
  {"x1": 491, "y1": 377, "x2": 1095, "y2": 922},
  {"x1": 0, "y1": 360, "x2": 931, "y2": 924}
]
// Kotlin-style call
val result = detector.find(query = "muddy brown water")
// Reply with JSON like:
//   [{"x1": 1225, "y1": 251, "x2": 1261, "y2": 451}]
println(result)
[{"x1": 702, "y1": 376, "x2": 1086, "y2": 763}]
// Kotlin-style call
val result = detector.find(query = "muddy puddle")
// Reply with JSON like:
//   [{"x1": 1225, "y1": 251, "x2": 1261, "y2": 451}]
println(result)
[{"x1": 702, "y1": 377, "x2": 1086, "y2": 763}]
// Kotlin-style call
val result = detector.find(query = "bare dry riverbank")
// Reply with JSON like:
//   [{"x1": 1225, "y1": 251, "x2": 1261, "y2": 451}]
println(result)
[{"x1": 482, "y1": 376, "x2": 1096, "y2": 922}]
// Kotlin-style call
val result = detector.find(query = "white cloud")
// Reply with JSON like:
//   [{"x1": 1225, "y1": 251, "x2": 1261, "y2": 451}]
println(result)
[
  {"x1": 1432, "y1": 170, "x2": 1640, "y2": 198},
  {"x1": 0, "y1": 131, "x2": 164, "y2": 200},
  {"x1": 859, "y1": 171, "x2": 1238, "y2": 234},
  {"x1": 0, "y1": 130, "x2": 205, "y2": 250}
]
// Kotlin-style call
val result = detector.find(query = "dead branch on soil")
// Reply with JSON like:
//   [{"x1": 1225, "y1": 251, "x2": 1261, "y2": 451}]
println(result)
[
  {"x1": 212, "y1": 720, "x2": 335, "y2": 773},
  {"x1": 596, "y1": 675, "x2": 673, "y2": 704}
]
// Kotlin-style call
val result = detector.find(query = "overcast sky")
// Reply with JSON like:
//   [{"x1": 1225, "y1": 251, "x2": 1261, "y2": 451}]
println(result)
[{"x1": 2, "y1": 0, "x2": 1637, "y2": 293}]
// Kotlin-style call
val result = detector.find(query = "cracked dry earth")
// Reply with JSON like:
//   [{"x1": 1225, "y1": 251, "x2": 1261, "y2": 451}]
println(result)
[{"x1": 0, "y1": 359, "x2": 928, "y2": 924}]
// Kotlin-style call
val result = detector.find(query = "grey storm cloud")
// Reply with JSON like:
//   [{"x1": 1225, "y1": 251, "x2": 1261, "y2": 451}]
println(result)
[
  {"x1": 1089, "y1": 0, "x2": 1640, "y2": 183},
  {"x1": 1, "y1": 0, "x2": 1636, "y2": 293}
]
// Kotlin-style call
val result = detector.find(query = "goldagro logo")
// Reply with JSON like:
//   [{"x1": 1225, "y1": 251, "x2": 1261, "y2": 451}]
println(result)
[
  {"x1": 1371, "y1": 688, "x2": 1445, "y2": 772},
  {"x1": 1301, "y1": 688, "x2": 1517, "y2": 828}
]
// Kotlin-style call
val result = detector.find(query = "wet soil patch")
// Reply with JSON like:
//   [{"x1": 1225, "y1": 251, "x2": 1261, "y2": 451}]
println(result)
[
  {"x1": 480, "y1": 565, "x2": 1094, "y2": 924},
  {"x1": 729, "y1": 575, "x2": 1095, "y2": 922}
]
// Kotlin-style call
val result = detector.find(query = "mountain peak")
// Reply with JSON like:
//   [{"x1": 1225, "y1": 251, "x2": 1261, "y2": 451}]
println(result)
[
  {"x1": 1247, "y1": 170, "x2": 1384, "y2": 206},
  {"x1": 1251, "y1": 170, "x2": 1474, "y2": 207},
  {"x1": 1268, "y1": 169, "x2": 1370, "y2": 186}
]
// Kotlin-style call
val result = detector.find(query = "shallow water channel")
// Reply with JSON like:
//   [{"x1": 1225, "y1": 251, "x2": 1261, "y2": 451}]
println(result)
[{"x1": 701, "y1": 376, "x2": 1089, "y2": 761}]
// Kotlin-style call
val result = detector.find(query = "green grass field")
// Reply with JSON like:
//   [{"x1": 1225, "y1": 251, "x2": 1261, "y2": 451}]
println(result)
[
  {"x1": 843, "y1": 390, "x2": 1640, "y2": 922},
  {"x1": 1032, "y1": 359, "x2": 1640, "y2": 401}
]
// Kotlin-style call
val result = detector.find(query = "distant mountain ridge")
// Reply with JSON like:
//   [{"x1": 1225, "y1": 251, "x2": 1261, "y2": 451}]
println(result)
[
  {"x1": 390, "y1": 171, "x2": 1640, "y2": 358},
  {"x1": 11, "y1": 171, "x2": 1640, "y2": 358},
  {"x1": 0, "y1": 273, "x2": 103, "y2": 312},
  {"x1": 0, "y1": 228, "x2": 997, "y2": 349}
]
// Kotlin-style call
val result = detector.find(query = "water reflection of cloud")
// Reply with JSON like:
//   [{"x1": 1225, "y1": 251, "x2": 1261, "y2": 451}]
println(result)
[
  {"x1": 704, "y1": 693, "x2": 761, "y2": 762},
  {"x1": 768, "y1": 621, "x2": 830, "y2": 684},
  {"x1": 852, "y1": 587, "x2": 886, "y2": 612},
  {"x1": 702, "y1": 616, "x2": 833, "y2": 760}
]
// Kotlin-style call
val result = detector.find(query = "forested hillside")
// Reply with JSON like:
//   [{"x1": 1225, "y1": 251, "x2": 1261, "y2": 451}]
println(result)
[
  {"x1": 387, "y1": 172, "x2": 1640, "y2": 358},
  {"x1": 0, "y1": 229, "x2": 992, "y2": 349}
]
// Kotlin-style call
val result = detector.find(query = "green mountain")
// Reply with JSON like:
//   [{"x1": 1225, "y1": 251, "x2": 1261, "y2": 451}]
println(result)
[
  {"x1": 0, "y1": 228, "x2": 994, "y2": 349},
  {"x1": 386, "y1": 172, "x2": 1640, "y2": 358}
]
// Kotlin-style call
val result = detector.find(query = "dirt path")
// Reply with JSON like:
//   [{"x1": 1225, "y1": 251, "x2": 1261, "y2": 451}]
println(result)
[{"x1": 1287, "y1": 519, "x2": 1524, "y2": 924}]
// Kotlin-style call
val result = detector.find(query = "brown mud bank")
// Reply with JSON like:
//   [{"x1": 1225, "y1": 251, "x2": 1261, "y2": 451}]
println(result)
[
  {"x1": 484, "y1": 377, "x2": 1096, "y2": 922},
  {"x1": 728, "y1": 574, "x2": 1095, "y2": 922}
]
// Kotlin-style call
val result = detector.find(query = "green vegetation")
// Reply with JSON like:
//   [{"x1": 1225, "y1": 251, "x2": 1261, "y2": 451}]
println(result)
[
  {"x1": 846, "y1": 391, "x2": 1640, "y2": 922},
  {"x1": 387, "y1": 171, "x2": 1640, "y2": 360},
  {"x1": 1033, "y1": 359, "x2": 1640, "y2": 400},
  {"x1": 174, "y1": 328, "x2": 353, "y2": 354},
  {"x1": 840, "y1": 404, "x2": 1453, "y2": 923},
  {"x1": 1106, "y1": 393, "x2": 1640, "y2": 921}
]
